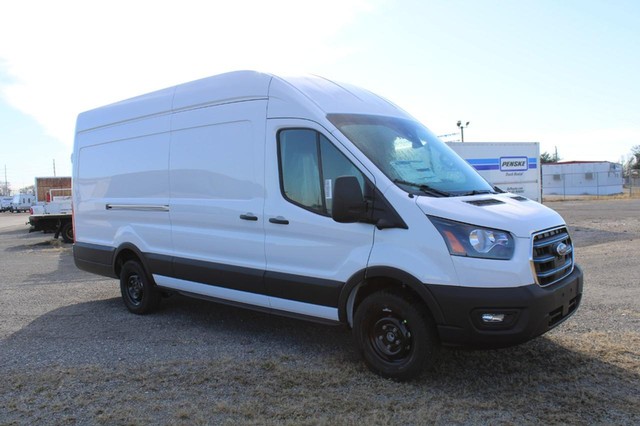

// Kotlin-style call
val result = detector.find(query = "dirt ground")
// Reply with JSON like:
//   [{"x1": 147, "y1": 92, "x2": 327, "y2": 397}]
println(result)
[{"x1": 0, "y1": 201, "x2": 639, "y2": 425}]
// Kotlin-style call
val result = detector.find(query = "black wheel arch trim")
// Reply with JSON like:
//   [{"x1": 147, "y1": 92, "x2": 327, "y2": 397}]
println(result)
[
  {"x1": 113, "y1": 243, "x2": 173, "y2": 279},
  {"x1": 73, "y1": 241, "x2": 168, "y2": 280},
  {"x1": 338, "y1": 266, "x2": 445, "y2": 325},
  {"x1": 113, "y1": 243, "x2": 148, "y2": 274}
]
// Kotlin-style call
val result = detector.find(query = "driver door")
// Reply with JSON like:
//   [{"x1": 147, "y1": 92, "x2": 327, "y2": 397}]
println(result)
[{"x1": 263, "y1": 119, "x2": 376, "y2": 321}]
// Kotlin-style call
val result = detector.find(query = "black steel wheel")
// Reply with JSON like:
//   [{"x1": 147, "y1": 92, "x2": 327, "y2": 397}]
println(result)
[
  {"x1": 353, "y1": 290, "x2": 439, "y2": 381},
  {"x1": 120, "y1": 260, "x2": 161, "y2": 314},
  {"x1": 369, "y1": 315, "x2": 413, "y2": 362},
  {"x1": 60, "y1": 222, "x2": 74, "y2": 243}
]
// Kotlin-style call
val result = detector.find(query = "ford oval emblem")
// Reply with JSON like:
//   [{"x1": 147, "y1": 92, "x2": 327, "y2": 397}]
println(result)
[{"x1": 556, "y1": 242, "x2": 569, "y2": 256}]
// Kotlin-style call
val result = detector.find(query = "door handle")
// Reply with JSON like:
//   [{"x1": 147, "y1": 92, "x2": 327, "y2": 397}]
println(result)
[
  {"x1": 269, "y1": 216, "x2": 289, "y2": 225},
  {"x1": 240, "y1": 213, "x2": 258, "y2": 221}
]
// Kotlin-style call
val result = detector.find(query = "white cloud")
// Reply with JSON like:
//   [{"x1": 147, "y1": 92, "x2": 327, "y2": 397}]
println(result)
[{"x1": 0, "y1": 0, "x2": 373, "y2": 146}]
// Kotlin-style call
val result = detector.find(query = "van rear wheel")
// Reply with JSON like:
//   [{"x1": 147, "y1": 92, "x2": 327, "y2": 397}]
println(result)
[
  {"x1": 353, "y1": 290, "x2": 439, "y2": 381},
  {"x1": 120, "y1": 260, "x2": 161, "y2": 314}
]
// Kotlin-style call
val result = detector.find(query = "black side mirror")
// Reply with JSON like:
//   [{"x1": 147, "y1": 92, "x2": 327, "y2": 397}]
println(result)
[{"x1": 332, "y1": 176, "x2": 365, "y2": 223}]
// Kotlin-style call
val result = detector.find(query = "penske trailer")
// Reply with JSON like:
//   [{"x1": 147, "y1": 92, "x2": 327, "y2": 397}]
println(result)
[{"x1": 447, "y1": 142, "x2": 541, "y2": 202}]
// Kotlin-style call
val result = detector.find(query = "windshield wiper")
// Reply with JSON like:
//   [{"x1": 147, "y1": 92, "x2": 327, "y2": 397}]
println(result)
[{"x1": 393, "y1": 179, "x2": 451, "y2": 197}]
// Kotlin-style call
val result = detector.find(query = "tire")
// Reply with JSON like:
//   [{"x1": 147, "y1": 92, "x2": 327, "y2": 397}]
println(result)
[
  {"x1": 353, "y1": 290, "x2": 439, "y2": 381},
  {"x1": 119, "y1": 260, "x2": 161, "y2": 314},
  {"x1": 60, "y1": 222, "x2": 74, "y2": 243}
]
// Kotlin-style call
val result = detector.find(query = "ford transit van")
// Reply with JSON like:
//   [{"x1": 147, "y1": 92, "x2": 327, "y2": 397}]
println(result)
[
  {"x1": 10, "y1": 193, "x2": 35, "y2": 213},
  {"x1": 72, "y1": 71, "x2": 583, "y2": 380}
]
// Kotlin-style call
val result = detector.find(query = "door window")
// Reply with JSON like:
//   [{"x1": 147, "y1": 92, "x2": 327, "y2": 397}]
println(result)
[{"x1": 278, "y1": 129, "x2": 364, "y2": 216}]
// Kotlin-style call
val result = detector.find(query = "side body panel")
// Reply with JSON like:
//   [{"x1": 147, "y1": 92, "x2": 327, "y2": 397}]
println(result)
[
  {"x1": 74, "y1": 112, "x2": 172, "y2": 257},
  {"x1": 167, "y1": 100, "x2": 267, "y2": 296}
]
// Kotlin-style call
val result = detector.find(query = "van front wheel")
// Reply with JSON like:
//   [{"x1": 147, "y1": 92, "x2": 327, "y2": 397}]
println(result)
[
  {"x1": 120, "y1": 261, "x2": 161, "y2": 314},
  {"x1": 353, "y1": 290, "x2": 439, "y2": 381}
]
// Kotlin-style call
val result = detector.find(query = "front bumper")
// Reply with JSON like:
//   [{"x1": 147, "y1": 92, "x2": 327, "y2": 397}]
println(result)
[{"x1": 428, "y1": 265, "x2": 583, "y2": 348}]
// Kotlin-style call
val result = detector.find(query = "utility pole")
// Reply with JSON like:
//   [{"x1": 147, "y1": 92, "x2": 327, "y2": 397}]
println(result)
[
  {"x1": 53, "y1": 159, "x2": 56, "y2": 177},
  {"x1": 3, "y1": 165, "x2": 7, "y2": 196},
  {"x1": 457, "y1": 120, "x2": 470, "y2": 142}
]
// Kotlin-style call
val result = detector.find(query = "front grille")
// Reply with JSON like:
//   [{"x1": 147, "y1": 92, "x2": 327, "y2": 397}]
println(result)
[{"x1": 532, "y1": 226, "x2": 574, "y2": 286}]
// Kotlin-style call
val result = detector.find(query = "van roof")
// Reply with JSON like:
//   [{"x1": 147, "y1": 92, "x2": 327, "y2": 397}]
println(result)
[{"x1": 76, "y1": 71, "x2": 412, "y2": 134}]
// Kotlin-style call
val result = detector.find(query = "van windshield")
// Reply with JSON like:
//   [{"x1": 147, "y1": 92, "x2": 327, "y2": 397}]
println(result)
[{"x1": 327, "y1": 114, "x2": 495, "y2": 197}]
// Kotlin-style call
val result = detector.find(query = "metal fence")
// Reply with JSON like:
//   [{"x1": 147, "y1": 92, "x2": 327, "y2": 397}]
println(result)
[
  {"x1": 542, "y1": 170, "x2": 626, "y2": 199},
  {"x1": 624, "y1": 177, "x2": 640, "y2": 198},
  {"x1": 627, "y1": 176, "x2": 640, "y2": 188}
]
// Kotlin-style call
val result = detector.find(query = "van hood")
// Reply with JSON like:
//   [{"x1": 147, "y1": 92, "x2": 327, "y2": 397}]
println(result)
[{"x1": 415, "y1": 194, "x2": 565, "y2": 238}]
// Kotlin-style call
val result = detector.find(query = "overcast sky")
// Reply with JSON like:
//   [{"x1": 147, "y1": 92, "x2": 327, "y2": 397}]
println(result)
[{"x1": 1, "y1": 0, "x2": 639, "y2": 191}]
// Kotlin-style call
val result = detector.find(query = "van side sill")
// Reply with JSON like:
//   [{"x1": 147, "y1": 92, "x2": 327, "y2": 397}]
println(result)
[{"x1": 166, "y1": 289, "x2": 342, "y2": 327}]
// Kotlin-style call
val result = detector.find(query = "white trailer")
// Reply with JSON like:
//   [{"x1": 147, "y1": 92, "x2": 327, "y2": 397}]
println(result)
[
  {"x1": 542, "y1": 161, "x2": 623, "y2": 196},
  {"x1": 447, "y1": 142, "x2": 541, "y2": 202}
]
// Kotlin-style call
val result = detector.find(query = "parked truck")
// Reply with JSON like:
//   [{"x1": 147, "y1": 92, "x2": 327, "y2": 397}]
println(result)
[{"x1": 28, "y1": 186, "x2": 73, "y2": 243}]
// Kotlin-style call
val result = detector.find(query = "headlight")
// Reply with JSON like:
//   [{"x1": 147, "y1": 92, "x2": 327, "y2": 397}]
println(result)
[{"x1": 428, "y1": 216, "x2": 515, "y2": 260}]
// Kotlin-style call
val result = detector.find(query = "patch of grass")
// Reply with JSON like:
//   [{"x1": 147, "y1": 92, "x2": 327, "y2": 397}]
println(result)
[{"x1": 1, "y1": 331, "x2": 638, "y2": 424}]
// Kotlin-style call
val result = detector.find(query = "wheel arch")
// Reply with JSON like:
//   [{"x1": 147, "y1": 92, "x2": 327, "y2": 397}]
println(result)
[
  {"x1": 339, "y1": 266, "x2": 445, "y2": 328},
  {"x1": 113, "y1": 243, "x2": 148, "y2": 278}
]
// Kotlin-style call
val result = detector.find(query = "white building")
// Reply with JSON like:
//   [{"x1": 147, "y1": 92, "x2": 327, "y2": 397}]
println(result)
[{"x1": 542, "y1": 161, "x2": 623, "y2": 196}]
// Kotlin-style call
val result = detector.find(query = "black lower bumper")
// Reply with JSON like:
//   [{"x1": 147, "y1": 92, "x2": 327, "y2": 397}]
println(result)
[
  {"x1": 428, "y1": 265, "x2": 583, "y2": 348},
  {"x1": 73, "y1": 242, "x2": 117, "y2": 278}
]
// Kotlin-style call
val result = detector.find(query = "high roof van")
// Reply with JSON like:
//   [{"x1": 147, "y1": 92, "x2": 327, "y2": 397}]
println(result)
[
  {"x1": 10, "y1": 193, "x2": 35, "y2": 213},
  {"x1": 72, "y1": 71, "x2": 583, "y2": 380}
]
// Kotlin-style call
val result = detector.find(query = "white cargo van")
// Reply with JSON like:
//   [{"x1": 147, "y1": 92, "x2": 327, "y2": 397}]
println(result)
[
  {"x1": 0, "y1": 196, "x2": 13, "y2": 212},
  {"x1": 72, "y1": 71, "x2": 583, "y2": 380},
  {"x1": 10, "y1": 193, "x2": 35, "y2": 212}
]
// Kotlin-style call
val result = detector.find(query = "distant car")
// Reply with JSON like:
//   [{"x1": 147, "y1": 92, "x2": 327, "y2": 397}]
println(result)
[{"x1": 0, "y1": 196, "x2": 13, "y2": 212}]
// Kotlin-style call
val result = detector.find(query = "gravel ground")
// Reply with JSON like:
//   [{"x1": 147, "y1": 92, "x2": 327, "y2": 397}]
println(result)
[{"x1": 0, "y1": 201, "x2": 639, "y2": 425}]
